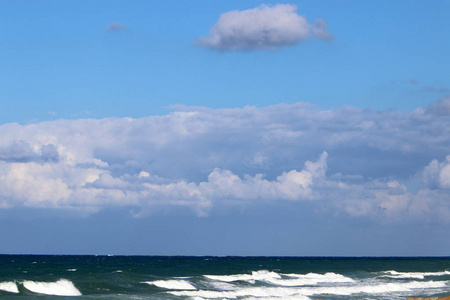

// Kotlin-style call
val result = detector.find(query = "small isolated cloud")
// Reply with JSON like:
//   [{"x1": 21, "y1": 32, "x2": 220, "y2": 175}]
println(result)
[
  {"x1": 107, "y1": 22, "x2": 127, "y2": 32},
  {"x1": 197, "y1": 4, "x2": 332, "y2": 51}
]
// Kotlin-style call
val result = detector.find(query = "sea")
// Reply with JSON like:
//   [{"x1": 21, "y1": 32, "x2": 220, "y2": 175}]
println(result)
[{"x1": 1, "y1": 256, "x2": 450, "y2": 299}]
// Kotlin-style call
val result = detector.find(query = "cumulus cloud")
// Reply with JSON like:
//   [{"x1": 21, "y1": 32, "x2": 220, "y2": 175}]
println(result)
[
  {"x1": 197, "y1": 4, "x2": 332, "y2": 51},
  {"x1": 426, "y1": 97, "x2": 450, "y2": 115},
  {"x1": 0, "y1": 142, "x2": 59, "y2": 163},
  {"x1": 0, "y1": 100, "x2": 449, "y2": 221},
  {"x1": 423, "y1": 155, "x2": 450, "y2": 189}
]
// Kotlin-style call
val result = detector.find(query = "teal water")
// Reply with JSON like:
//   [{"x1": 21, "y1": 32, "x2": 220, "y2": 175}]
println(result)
[{"x1": 1, "y1": 255, "x2": 450, "y2": 299}]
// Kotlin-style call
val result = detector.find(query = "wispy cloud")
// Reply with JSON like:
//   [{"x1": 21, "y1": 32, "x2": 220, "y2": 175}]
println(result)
[
  {"x1": 407, "y1": 79, "x2": 450, "y2": 94},
  {"x1": 107, "y1": 22, "x2": 127, "y2": 32},
  {"x1": 197, "y1": 4, "x2": 332, "y2": 51},
  {"x1": 0, "y1": 101, "x2": 449, "y2": 221}
]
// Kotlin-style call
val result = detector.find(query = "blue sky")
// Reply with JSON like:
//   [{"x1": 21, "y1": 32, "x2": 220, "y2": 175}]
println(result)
[{"x1": 0, "y1": 0, "x2": 449, "y2": 255}]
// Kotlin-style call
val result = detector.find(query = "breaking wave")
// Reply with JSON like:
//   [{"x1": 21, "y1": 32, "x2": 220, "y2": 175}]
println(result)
[
  {"x1": 22, "y1": 279, "x2": 82, "y2": 296},
  {"x1": 268, "y1": 272, "x2": 354, "y2": 286},
  {"x1": 204, "y1": 270, "x2": 354, "y2": 286},
  {"x1": 170, "y1": 279, "x2": 447, "y2": 299},
  {"x1": 381, "y1": 270, "x2": 450, "y2": 279},
  {"x1": 0, "y1": 281, "x2": 19, "y2": 294},
  {"x1": 144, "y1": 279, "x2": 197, "y2": 290},
  {"x1": 204, "y1": 270, "x2": 282, "y2": 283}
]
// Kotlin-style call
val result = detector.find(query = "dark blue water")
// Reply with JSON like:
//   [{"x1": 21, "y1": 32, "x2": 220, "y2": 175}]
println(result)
[{"x1": 1, "y1": 255, "x2": 449, "y2": 299}]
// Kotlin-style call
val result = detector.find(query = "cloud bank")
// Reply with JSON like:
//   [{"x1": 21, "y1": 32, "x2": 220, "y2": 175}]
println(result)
[
  {"x1": 197, "y1": 4, "x2": 332, "y2": 51},
  {"x1": 0, "y1": 100, "x2": 449, "y2": 222}
]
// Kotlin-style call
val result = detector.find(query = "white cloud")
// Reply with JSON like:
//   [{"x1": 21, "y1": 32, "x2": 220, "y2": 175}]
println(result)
[
  {"x1": 423, "y1": 155, "x2": 450, "y2": 189},
  {"x1": 197, "y1": 4, "x2": 332, "y2": 51},
  {"x1": 0, "y1": 100, "x2": 449, "y2": 222}
]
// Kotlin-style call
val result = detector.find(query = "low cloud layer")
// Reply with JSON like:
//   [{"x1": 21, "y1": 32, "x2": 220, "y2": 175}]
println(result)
[
  {"x1": 0, "y1": 100, "x2": 449, "y2": 222},
  {"x1": 197, "y1": 4, "x2": 332, "y2": 51}
]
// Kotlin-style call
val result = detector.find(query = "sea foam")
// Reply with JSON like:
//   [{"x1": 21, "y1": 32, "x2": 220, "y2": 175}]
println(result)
[
  {"x1": 204, "y1": 270, "x2": 281, "y2": 283},
  {"x1": 267, "y1": 272, "x2": 354, "y2": 286},
  {"x1": 170, "y1": 286, "x2": 307, "y2": 299},
  {"x1": 0, "y1": 281, "x2": 19, "y2": 294},
  {"x1": 299, "y1": 280, "x2": 448, "y2": 297},
  {"x1": 381, "y1": 270, "x2": 450, "y2": 279},
  {"x1": 205, "y1": 271, "x2": 353, "y2": 287},
  {"x1": 22, "y1": 279, "x2": 82, "y2": 296},
  {"x1": 144, "y1": 279, "x2": 197, "y2": 290},
  {"x1": 170, "y1": 280, "x2": 447, "y2": 299}
]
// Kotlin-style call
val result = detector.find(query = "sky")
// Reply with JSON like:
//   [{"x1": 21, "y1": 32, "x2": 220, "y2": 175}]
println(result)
[{"x1": 0, "y1": 0, "x2": 449, "y2": 256}]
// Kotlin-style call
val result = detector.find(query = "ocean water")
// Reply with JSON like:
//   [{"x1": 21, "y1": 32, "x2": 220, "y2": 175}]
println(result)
[{"x1": 1, "y1": 256, "x2": 450, "y2": 299}]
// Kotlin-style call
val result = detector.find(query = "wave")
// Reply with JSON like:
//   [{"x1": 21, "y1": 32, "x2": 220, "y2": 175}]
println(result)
[
  {"x1": 300, "y1": 280, "x2": 448, "y2": 296},
  {"x1": 204, "y1": 270, "x2": 353, "y2": 286},
  {"x1": 204, "y1": 270, "x2": 281, "y2": 283},
  {"x1": 144, "y1": 279, "x2": 197, "y2": 290},
  {"x1": 205, "y1": 281, "x2": 237, "y2": 291},
  {"x1": 187, "y1": 296, "x2": 311, "y2": 300},
  {"x1": 381, "y1": 270, "x2": 450, "y2": 279},
  {"x1": 267, "y1": 272, "x2": 354, "y2": 286},
  {"x1": 170, "y1": 280, "x2": 447, "y2": 299},
  {"x1": 170, "y1": 286, "x2": 309, "y2": 299},
  {"x1": 0, "y1": 281, "x2": 19, "y2": 294},
  {"x1": 22, "y1": 279, "x2": 82, "y2": 296}
]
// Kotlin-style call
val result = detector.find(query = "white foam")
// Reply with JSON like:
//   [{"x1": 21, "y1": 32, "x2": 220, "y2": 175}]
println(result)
[
  {"x1": 66, "y1": 269, "x2": 77, "y2": 272},
  {"x1": 204, "y1": 270, "x2": 281, "y2": 283},
  {"x1": 300, "y1": 280, "x2": 448, "y2": 296},
  {"x1": 22, "y1": 279, "x2": 82, "y2": 296},
  {"x1": 243, "y1": 297, "x2": 311, "y2": 300},
  {"x1": 144, "y1": 279, "x2": 197, "y2": 290},
  {"x1": 188, "y1": 296, "x2": 310, "y2": 300},
  {"x1": 382, "y1": 270, "x2": 450, "y2": 279},
  {"x1": 170, "y1": 280, "x2": 447, "y2": 299},
  {"x1": 206, "y1": 281, "x2": 237, "y2": 291},
  {"x1": 170, "y1": 286, "x2": 306, "y2": 299},
  {"x1": 204, "y1": 271, "x2": 353, "y2": 287},
  {"x1": 0, "y1": 281, "x2": 19, "y2": 294},
  {"x1": 268, "y1": 272, "x2": 354, "y2": 286}
]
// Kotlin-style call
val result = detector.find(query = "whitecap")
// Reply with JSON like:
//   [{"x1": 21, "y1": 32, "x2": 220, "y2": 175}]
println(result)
[
  {"x1": 381, "y1": 270, "x2": 450, "y2": 279},
  {"x1": 268, "y1": 272, "x2": 354, "y2": 286},
  {"x1": 22, "y1": 279, "x2": 82, "y2": 296},
  {"x1": 299, "y1": 280, "x2": 448, "y2": 297},
  {"x1": 144, "y1": 279, "x2": 197, "y2": 290},
  {"x1": 170, "y1": 286, "x2": 305, "y2": 299},
  {"x1": 170, "y1": 280, "x2": 447, "y2": 299},
  {"x1": 0, "y1": 281, "x2": 19, "y2": 294},
  {"x1": 206, "y1": 281, "x2": 236, "y2": 291},
  {"x1": 204, "y1": 270, "x2": 281, "y2": 283}
]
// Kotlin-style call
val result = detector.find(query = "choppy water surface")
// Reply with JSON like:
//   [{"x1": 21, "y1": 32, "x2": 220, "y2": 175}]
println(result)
[{"x1": 1, "y1": 256, "x2": 449, "y2": 299}]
